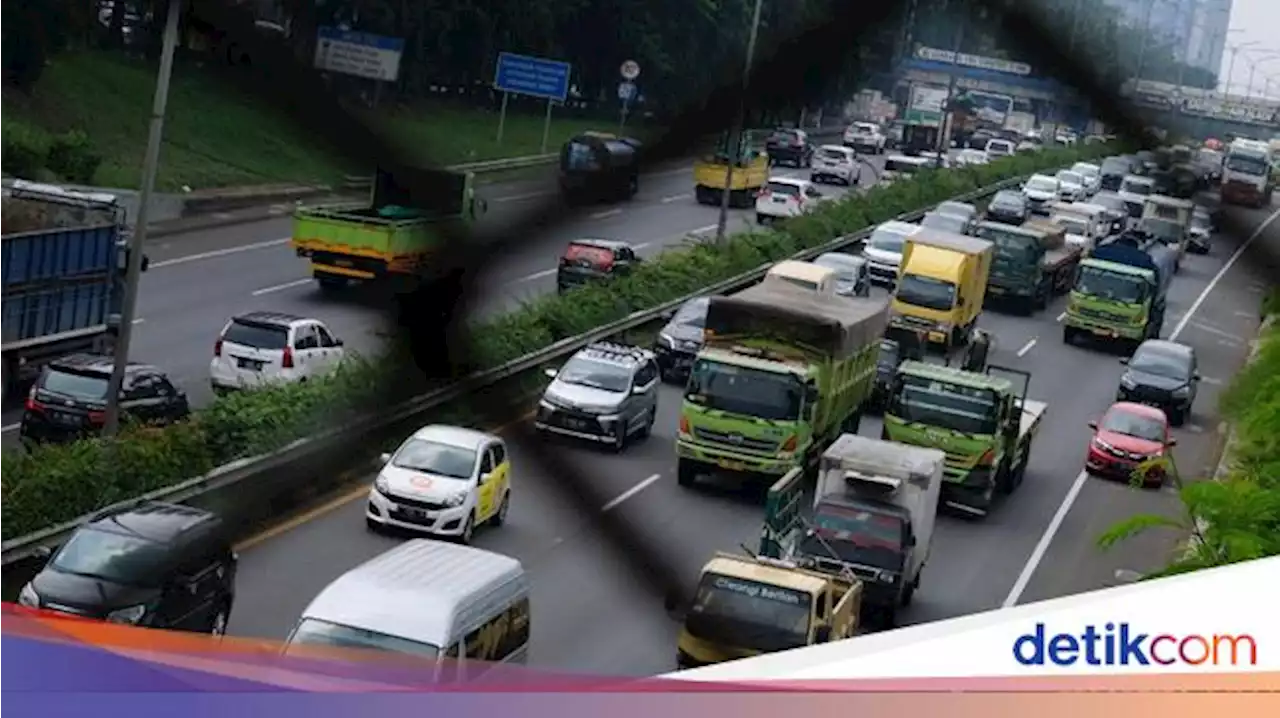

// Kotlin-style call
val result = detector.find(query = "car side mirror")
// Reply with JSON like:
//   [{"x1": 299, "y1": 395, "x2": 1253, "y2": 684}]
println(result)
[
  {"x1": 378, "y1": 452, "x2": 392, "y2": 466},
  {"x1": 1118, "y1": 358, "x2": 1129, "y2": 365},
  {"x1": 1166, "y1": 438, "x2": 1178, "y2": 448},
  {"x1": 1088, "y1": 420, "x2": 1098, "y2": 430},
  {"x1": 544, "y1": 367, "x2": 558, "y2": 380},
  {"x1": 33, "y1": 545, "x2": 53, "y2": 561},
  {"x1": 333, "y1": 338, "x2": 344, "y2": 347},
  {"x1": 814, "y1": 625, "x2": 833, "y2": 643},
  {"x1": 1193, "y1": 373, "x2": 1202, "y2": 381},
  {"x1": 479, "y1": 471, "x2": 493, "y2": 484}
]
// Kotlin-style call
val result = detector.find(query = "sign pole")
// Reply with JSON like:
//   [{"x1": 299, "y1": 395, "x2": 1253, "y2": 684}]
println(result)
[
  {"x1": 619, "y1": 98, "x2": 629, "y2": 133},
  {"x1": 541, "y1": 99, "x2": 554, "y2": 154},
  {"x1": 496, "y1": 91, "x2": 510, "y2": 144}
]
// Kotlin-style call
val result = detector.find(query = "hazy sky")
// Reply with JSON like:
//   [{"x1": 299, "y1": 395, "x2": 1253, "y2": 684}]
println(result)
[{"x1": 1222, "y1": 0, "x2": 1280, "y2": 98}]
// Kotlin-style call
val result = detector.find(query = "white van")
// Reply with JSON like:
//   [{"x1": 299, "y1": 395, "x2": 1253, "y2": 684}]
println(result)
[
  {"x1": 283, "y1": 540, "x2": 529, "y2": 680},
  {"x1": 1048, "y1": 201, "x2": 1111, "y2": 250},
  {"x1": 763, "y1": 260, "x2": 837, "y2": 294}
]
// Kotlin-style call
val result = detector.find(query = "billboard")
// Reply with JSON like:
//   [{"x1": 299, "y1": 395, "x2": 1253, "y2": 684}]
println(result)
[
  {"x1": 955, "y1": 89, "x2": 1014, "y2": 127},
  {"x1": 905, "y1": 84, "x2": 948, "y2": 126}
]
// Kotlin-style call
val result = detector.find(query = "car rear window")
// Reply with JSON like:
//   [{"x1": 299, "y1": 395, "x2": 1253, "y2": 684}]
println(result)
[
  {"x1": 564, "y1": 243, "x2": 614, "y2": 268},
  {"x1": 224, "y1": 320, "x2": 289, "y2": 350},
  {"x1": 770, "y1": 131, "x2": 801, "y2": 143},
  {"x1": 819, "y1": 148, "x2": 848, "y2": 161},
  {"x1": 767, "y1": 181, "x2": 802, "y2": 196},
  {"x1": 41, "y1": 368, "x2": 110, "y2": 401}
]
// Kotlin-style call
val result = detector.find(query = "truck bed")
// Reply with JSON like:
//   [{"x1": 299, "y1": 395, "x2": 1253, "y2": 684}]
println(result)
[
  {"x1": 1041, "y1": 244, "x2": 1082, "y2": 272},
  {"x1": 1019, "y1": 399, "x2": 1048, "y2": 439}
]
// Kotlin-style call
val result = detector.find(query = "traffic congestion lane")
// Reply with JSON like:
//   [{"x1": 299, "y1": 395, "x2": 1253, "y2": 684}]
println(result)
[{"x1": 1012, "y1": 204, "x2": 1279, "y2": 606}]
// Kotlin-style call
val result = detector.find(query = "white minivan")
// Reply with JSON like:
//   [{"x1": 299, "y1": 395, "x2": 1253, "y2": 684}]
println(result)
[
  {"x1": 862, "y1": 220, "x2": 922, "y2": 287},
  {"x1": 209, "y1": 311, "x2": 345, "y2": 393}
]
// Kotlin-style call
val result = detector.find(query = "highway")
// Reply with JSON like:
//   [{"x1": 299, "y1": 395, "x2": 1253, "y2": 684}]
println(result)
[
  {"x1": 223, "y1": 202, "x2": 1278, "y2": 675},
  {"x1": 0, "y1": 146, "x2": 883, "y2": 444}
]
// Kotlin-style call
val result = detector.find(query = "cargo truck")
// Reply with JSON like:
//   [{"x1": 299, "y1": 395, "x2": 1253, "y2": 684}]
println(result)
[
  {"x1": 1062, "y1": 233, "x2": 1175, "y2": 350},
  {"x1": 692, "y1": 131, "x2": 770, "y2": 207},
  {"x1": 292, "y1": 168, "x2": 486, "y2": 292},
  {"x1": 675, "y1": 281, "x2": 888, "y2": 488},
  {"x1": 759, "y1": 436, "x2": 944, "y2": 626},
  {"x1": 2, "y1": 183, "x2": 137, "y2": 398},
  {"x1": 973, "y1": 219, "x2": 1080, "y2": 314},
  {"x1": 1140, "y1": 195, "x2": 1194, "y2": 271},
  {"x1": 881, "y1": 363, "x2": 1045, "y2": 517},
  {"x1": 890, "y1": 230, "x2": 994, "y2": 350},
  {"x1": 673, "y1": 550, "x2": 862, "y2": 669}
]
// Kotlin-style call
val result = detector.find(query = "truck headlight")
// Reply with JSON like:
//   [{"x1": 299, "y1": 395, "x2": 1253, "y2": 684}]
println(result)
[
  {"x1": 107, "y1": 604, "x2": 149, "y2": 625},
  {"x1": 18, "y1": 584, "x2": 39, "y2": 608}
]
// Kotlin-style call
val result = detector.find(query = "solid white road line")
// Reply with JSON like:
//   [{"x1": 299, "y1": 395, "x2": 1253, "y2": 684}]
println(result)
[
  {"x1": 251, "y1": 278, "x2": 313, "y2": 296},
  {"x1": 590, "y1": 208, "x2": 624, "y2": 220},
  {"x1": 517, "y1": 268, "x2": 558, "y2": 283},
  {"x1": 1002, "y1": 204, "x2": 1280, "y2": 609},
  {"x1": 1056, "y1": 311, "x2": 1066, "y2": 322},
  {"x1": 601, "y1": 473, "x2": 662, "y2": 512},
  {"x1": 1016, "y1": 338, "x2": 1038, "y2": 357},
  {"x1": 492, "y1": 190, "x2": 552, "y2": 203},
  {"x1": 149, "y1": 237, "x2": 292, "y2": 269},
  {"x1": 661, "y1": 194, "x2": 692, "y2": 204},
  {"x1": 1, "y1": 423, "x2": 18, "y2": 434}
]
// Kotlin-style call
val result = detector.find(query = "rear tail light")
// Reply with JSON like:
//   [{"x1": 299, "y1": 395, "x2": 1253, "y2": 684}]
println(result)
[
  {"x1": 282, "y1": 347, "x2": 295, "y2": 369},
  {"x1": 88, "y1": 410, "x2": 106, "y2": 424},
  {"x1": 214, "y1": 338, "x2": 223, "y2": 357}
]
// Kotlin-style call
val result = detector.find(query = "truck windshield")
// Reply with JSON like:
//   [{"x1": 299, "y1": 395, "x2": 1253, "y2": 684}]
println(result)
[
  {"x1": 1053, "y1": 216, "x2": 1089, "y2": 236},
  {"x1": 686, "y1": 359, "x2": 803, "y2": 421},
  {"x1": 889, "y1": 373, "x2": 1000, "y2": 435},
  {"x1": 895, "y1": 274, "x2": 956, "y2": 311},
  {"x1": 979, "y1": 228, "x2": 1038, "y2": 269},
  {"x1": 686, "y1": 573, "x2": 812, "y2": 653},
  {"x1": 1142, "y1": 218, "x2": 1182, "y2": 243},
  {"x1": 1121, "y1": 178, "x2": 1153, "y2": 195},
  {"x1": 1225, "y1": 154, "x2": 1268, "y2": 176},
  {"x1": 1075, "y1": 265, "x2": 1147, "y2": 304},
  {"x1": 798, "y1": 501, "x2": 906, "y2": 572}
]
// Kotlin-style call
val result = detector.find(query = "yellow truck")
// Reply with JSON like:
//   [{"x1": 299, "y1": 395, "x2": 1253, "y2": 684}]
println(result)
[
  {"x1": 890, "y1": 230, "x2": 994, "y2": 350},
  {"x1": 693, "y1": 131, "x2": 770, "y2": 207},
  {"x1": 673, "y1": 552, "x2": 863, "y2": 669}
]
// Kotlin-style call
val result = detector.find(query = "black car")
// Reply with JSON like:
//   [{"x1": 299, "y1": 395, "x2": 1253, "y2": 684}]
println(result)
[
  {"x1": 558, "y1": 132, "x2": 641, "y2": 204},
  {"x1": 19, "y1": 354, "x2": 190, "y2": 445},
  {"x1": 1117, "y1": 339, "x2": 1200, "y2": 426},
  {"x1": 555, "y1": 238, "x2": 642, "y2": 294},
  {"x1": 985, "y1": 190, "x2": 1029, "y2": 225},
  {"x1": 765, "y1": 128, "x2": 813, "y2": 167},
  {"x1": 18, "y1": 501, "x2": 237, "y2": 635},
  {"x1": 654, "y1": 297, "x2": 710, "y2": 382}
]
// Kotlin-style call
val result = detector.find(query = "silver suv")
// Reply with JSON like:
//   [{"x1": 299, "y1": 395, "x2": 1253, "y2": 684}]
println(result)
[{"x1": 535, "y1": 342, "x2": 660, "y2": 451}]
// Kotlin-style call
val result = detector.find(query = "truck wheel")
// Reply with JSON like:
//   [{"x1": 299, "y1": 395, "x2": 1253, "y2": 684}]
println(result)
[
  {"x1": 901, "y1": 572, "x2": 919, "y2": 606},
  {"x1": 995, "y1": 460, "x2": 1015, "y2": 495},
  {"x1": 1063, "y1": 326, "x2": 1077, "y2": 344},
  {"x1": 694, "y1": 186, "x2": 712, "y2": 205},
  {"x1": 841, "y1": 410, "x2": 862, "y2": 435},
  {"x1": 676, "y1": 458, "x2": 699, "y2": 488}
]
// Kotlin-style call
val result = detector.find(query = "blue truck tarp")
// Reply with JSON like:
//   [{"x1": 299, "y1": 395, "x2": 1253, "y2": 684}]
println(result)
[{"x1": 1090, "y1": 235, "x2": 1175, "y2": 297}]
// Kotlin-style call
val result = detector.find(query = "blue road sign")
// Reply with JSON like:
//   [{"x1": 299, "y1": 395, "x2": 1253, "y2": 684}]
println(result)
[
  {"x1": 317, "y1": 27, "x2": 406, "y2": 52},
  {"x1": 618, "y1": 81, "x2": 637, "y2": 102},
  {"x1": 493, "y1": 52, "x2": 572, "y2": 102}
]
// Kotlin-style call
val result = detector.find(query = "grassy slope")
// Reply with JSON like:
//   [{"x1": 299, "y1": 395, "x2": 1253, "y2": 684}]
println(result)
[{"x1": 4, "y1": 52, "x2": 611, "y2": 191}]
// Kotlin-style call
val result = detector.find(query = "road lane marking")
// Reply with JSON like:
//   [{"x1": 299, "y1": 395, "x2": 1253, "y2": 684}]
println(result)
[
  {"x1": 252, "y1": 278, "x2": 312, "y2": 296},
  {"x1": 1016, "y1": 338, "x2": 1037, "y2": 357},
  {"x1": 1188, "y1": 321, "x2": 1243, "y2": 342},
  {"x1": 1, "y1": 423, "x2": 17, "y2": 433},
  {"x1": 150, "y1": 237, "x2": 292, "y2": 269},
  {"x1": 661, "y1": 194, "x2": 691, "y2": 203},
  {"x1": 517, "y1": 268, "x2": 558, "y2": 283},
  {"x1": 601, "y1": 473, "x2": 661, "y2": 512},
  {"x1": 1200, "y1": 376, "x2": 1222, "y2": 385},
  {"x1": 1003, "y1": 203, "x2": 1280, "y2": 609},
  {"x1": 690, "y1": 224, "x2": 718, "y2": 234},
  {"x1": 132, "y1": 318, "x2": 146, "y2": 325},
  {"x1": 1056, "y1": 312, "x2": 1066, "y2": 322},
  {"x1": 492, "y1": 190, "x2": 552, "y2": 203},
  {"x1": 590, "y1": 208, "x2": 623, "y2": 220},
  {"x1": 1233, "y1": 310, "x2": 1257, "y2": 319}
]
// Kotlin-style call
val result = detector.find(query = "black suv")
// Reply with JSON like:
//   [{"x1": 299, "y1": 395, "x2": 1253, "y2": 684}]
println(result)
[
  {"x1": 18, "y1": 501, "x2": 237, "y2": 635},
  {"x1": 20, "y1": 354, "x2": 190, "y2": 444},
  {"x1": 985, "y1": 190, "x2": 1029, "y2": 225},
  {"x1": 765, "y1": 128, "x2": 813, "y2": 167},
  {"x1": 1117, "y1": 339, "x2": 1200, "y2": 426},
  {"x1": 555, "y1": 238, "x2": 643, "y2": 294},
  {"x1": 654, "y1": 297, "x2": 710, "y2": 382}
]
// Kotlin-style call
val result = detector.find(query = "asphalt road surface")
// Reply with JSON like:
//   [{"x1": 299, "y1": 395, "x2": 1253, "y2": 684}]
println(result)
[
  {"x1": 0, "y1": 149, "x2": 890, "y2": 445},
  {"x1": 222, "y1": 202, "x2": 1278, "y2": 675}
]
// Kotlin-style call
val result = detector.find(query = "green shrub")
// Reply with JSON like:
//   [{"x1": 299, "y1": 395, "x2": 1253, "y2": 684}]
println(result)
[
  {"x1": 0, "y1": 142, "x2": 1116, "y2": 540},
  {"x1": 45, "y1": 130, "x2": 103, "y2": 184},
  {"x1": 1, "y1": 122, "x2": 51, "y2": 178}
]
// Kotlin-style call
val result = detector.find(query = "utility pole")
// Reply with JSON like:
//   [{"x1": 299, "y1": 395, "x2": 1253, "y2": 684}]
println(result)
[
  {"x1": 103, "y1": 0, "x2": 181, "y2": 437},
  {"x1": 714, "y1": 0, "x2": 764, "y2": 245},
  {"x1": 936, "y1": 0, "x2": 966, "y2": 168},
  {"x1": 1133, "y1": 0, "x2": 1159, "y2": 84}
]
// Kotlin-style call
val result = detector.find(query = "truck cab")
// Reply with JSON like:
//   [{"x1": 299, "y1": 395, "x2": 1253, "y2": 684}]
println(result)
[
  {"x1": 891, "y1": 230, "x2": 994, "y2": 350},
  {"x1": 674, "y1": 552, "x2": 862, "y2": 669},
  {"x1": 763, "y1": 260, "x2": 837, "y2": 294},
  {"x1": 693, "y1": 131, "x2": 770, "y2": 207},
  {"x1": 1047, "y1": 201, "x2": 1110, "y2": 251},
  {"x1": 1141, "y1": 195, "x2": 1194, "y2": 270},
  {"x1": 1063, "y1": 234, "x2": 1174, "y2": 349},
  {"x1": 974, "y1": 219, "x2": 1077, "y2": 314}
]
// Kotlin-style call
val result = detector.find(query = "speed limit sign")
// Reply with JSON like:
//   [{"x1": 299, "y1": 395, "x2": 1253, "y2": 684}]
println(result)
[{"x1": 620, "y1": 60, "x2": 640, "y2": 80}]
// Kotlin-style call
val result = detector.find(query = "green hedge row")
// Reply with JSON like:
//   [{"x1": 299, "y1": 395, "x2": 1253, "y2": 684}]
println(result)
[
  {"x1": 0, "y1": 142, "x2": 1116, "y2": 540},
  {"x1": 2, "y1": 122, "x2": 103, "y2": 184}
]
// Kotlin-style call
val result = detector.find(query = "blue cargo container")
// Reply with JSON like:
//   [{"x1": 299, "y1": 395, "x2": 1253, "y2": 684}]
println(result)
[{"x1": 2, "y1": 186, "x2": 124, "y2": 397}]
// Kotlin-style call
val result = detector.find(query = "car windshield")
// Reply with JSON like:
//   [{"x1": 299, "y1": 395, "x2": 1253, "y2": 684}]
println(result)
[
  {"x1": 286, "y1": 618, "x2": 441, "y2": 660},
  {"x1": 1225, "y1": 154, "x2": 1268, "y2": 175},
  {"x1": 988, "y1": 141, "x2": 1012, "y2": 154},
  {"x1": 1121, "y1": 178, "x2": 1153, "y2": 195},
  {"x1": 1073, "y1": 164, "x2": 1100, "y2": 178},
  {"x1": 854, "y1": 123, "x2": 878, "y2": 133},
  {"x1": 1026, "y1": 177, "x2": 1057, "y2": 192},
  {"x1": 1052, "y1": 216, "x2": 1089, "y2": 236},
  {"x1": 976, "y1": 225, "x2": 1036, "y2": 263},
  {"x1": 869, "y1": 227, "x2": 909, "y2": 252},
  {"x1": 936, "y1": 202, "x2": 974, "y2": 218},
  {"x1": 557, "y1": 356, "x2": 631, "y2": 393},
  {"x1": 673, "y1": 298, "x2": 709, "y2": 328},
  {"x1": 41, "y1": 369, "x2": 110, "y2": 401},
  {"x1": 685, "y1": 573, "x2": 812, "y2": 653},
  {"x1": 888, "y1": 373, "x2": 1000, "y2": 435},
  {"x1": 224, "y1": 320, "x2": 289, "y2": 350},
  {"x1": 895, "y1": 274, "x2": 956, "y2": 312},
  {"x1": 685, "y1": 359, "x2": 803, "y2": 421},
  {"x1": 50, "y1": 528, "x2": 170, "y2": 586},
  {"x1": 390, "y1": 438, "x2": 476, "y2": 479},
  {"x1": 920, "y1": 213, "x2": 967, "y2": 233},
  {"x1": 819, "y1": 147, "x2": 849, "y2": 161},
  {"x1": 1129, "y1": 348, "x2": 1190, "y2": 380},
  {"x1": 991, "y1": 191, "x2": 1023, "y2": 208},
  {"x1": 1093, "y1": 194, "x2": 1124, "y2": 211},
  {"x1": 767, "y1": 181, "x2": 802, "y2": 196},
  {"x1": 1075, "y1": 265, "x2": 1146, "y2": 304},
  {"x1": 1191, "y1": 215, "x2": 1211, "y2": 230},
  {"x1": 1102, "y1": 410, "x2": 1166, "y2": 442},
  {"x1": 564, "y1": 141, "x2": 596, "y2": 171},
  {"x1": 1057, "y1": 171, "x2": 1084, "y2": 186},
  {"x1": 798, "y1": 501, "x2": 906, "y2": 571}
]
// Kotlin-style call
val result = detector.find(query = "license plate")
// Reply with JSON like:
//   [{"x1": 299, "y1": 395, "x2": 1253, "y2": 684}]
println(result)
[
  {"x1": 564, "y1": 417, "x2": 589, "y2": 430},
  {"x1": 1092, "y1": 328, "x2": 1117, "y2": 338},
  {"x1": 772, "y1": 197, "x2": 788, "y2": 203},
  {"x1": 237, "y1": 358, "x2": 264, "y2": 371},
  {"x1": 718, "y1": 459, "x2": 748, "y2": 471},
  {"x1": 49, "y1": 410, "x2": 77, "y2": 425}
]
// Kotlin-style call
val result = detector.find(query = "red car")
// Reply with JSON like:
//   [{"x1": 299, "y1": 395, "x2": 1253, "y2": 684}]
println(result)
[{"x1": 1085, "y1": 402, "x2": 1176, "y2": 487}]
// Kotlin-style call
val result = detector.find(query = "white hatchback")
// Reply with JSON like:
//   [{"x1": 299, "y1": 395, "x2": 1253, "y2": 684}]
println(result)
[
  {"x1": 209, "y1": 311, "x2": 345, "y2": 392},
  {"x1": 755, "y1": 177, "x2": 826, "y2": 223},
  {"x1": 810, "y1": 145, "x2": 861, "y2": 186}
]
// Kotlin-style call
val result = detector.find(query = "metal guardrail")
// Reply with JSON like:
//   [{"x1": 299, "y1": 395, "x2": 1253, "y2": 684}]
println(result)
[{"x1": 0, "y1": 174, "x2": 1022, "y2": 566}]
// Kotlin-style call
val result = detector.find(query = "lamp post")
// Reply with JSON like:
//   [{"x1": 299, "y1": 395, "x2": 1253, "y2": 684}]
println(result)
[
  {"x1": 1244, "y1": 53, "x2": 1280, "y2": 98},
  {"x1": 1223, "y1": 41, "x2": 1261, "y2": 97},
  {"x1": 713, "y1": 0, "x2": 765, "y2": 246}
]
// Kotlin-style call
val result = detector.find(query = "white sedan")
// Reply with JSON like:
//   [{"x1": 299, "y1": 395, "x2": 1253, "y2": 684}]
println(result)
[
  {"x1": 1056, "y1": 169, "x2": 1088, "y2": 201},
  {"x1": 955, "y1": 148, "x2": 989, "y2": 166},
  {"x1": 365, "y1": 424, "x2": 512, "y2": 544},
  {"x1": 810, "y1": 145, "x2": 861, "y2": 186},
  {"x1": 755, "y1": 177, "x2": 828, "y2": 224}
]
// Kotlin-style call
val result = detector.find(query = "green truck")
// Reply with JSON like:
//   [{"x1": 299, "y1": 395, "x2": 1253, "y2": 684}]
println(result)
[
  {"x1": 973, "y1": 219, "x2": 1081, "y2": 314},
  {"x1": 291, "y1": 168, "x2": 486, "y2": 291},
  {"x1": 881, "y1": 362, "x2": 1046, "y2": 517},
  {"x1": 1062, "y1": 234, "x2": 1176, "y2": 350},
  {"x1": 675, "y1": 280, "x2": 889, "y2": 488}
]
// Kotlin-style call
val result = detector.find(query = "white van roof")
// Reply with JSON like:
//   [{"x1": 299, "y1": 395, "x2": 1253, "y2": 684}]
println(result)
[
  {"x1": 767, "y1": 259, "x2": 836, "y2": 284},
  {"x1": 300, "y1": 539, "x2": 527, "y2": 645}
]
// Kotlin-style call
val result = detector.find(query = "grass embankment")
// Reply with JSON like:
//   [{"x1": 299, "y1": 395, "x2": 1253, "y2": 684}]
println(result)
[{"x1": 2, "y1": 52, "x2": 608, "y2": 190}]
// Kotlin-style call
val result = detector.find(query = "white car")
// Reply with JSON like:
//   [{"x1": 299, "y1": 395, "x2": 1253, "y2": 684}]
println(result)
[
  {"x1": 1021, "y1": 174, "x2": 1060, "y2": 214},
  {"x1": 755, "y1": 177, "x2": 827, "y2": 223},
  {"x1": 843, "y1": 122, "x2": 886, "y2": 154},
  {"x1": 956, "y1": 148, "x2": 989, "y2": 166},
  {"x1": 810, "y1": 145, "x2": 861, "y2": 186},
  {"x1": 984, "y1": 138, "x2": 1016, "y2": 159},
  {"x1": 1016, "y1": 140, "x2": 1041, "y2": 153},
  {"x1": 862, "y1": 219, "x2": 921, "y2": 286},
  {"x1": 1055, "y1": 169, "x2": 1087, "y2": 201},
  {"x1": 209, "y1": 311, "x2": 345, "y2": 392},
  {"x1": 1071, "y1": 162, "x2": 1103, "y2": 194},
  {"x1": 366, "y1": 424, "x2": 512, "y2": 543}
]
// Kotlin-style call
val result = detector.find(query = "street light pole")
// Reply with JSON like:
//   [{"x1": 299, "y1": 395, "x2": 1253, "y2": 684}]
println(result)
[
  {"x1": 1224, "y1": 41, "x2": 1261, "y2": 97},
  {"x1": 102, "y1": 0, "x2": 182, "y2": 437},
  {"x1": 1133, "y1": 0, "x2": 1159, "y2": 83},
  {"x1": 937, "y1": 0, "x2": 966, "y2": 168},
  {"x1": 714, "y1": 0, "x2": 765, "y2": 245},
  {"x1": 1244, "y1": 55, "x2": 1280, "y2": 98}
]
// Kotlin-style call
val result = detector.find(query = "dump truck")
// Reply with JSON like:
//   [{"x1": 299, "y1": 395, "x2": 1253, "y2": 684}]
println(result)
[
  {"x1": 676, "y1": 281, "x2": 888, "y2": 488},
  {"x1": 881, "y1": 363, "x2": 1046, "y2": 517},
  {"x1": 292, "y1": 168, "x2": 485, "y2": 292},
  {"x1": 2, "y1": 182, "x2": 137, "y2": 398},
  {"x1": 759, "y1": 436, "x2": 944, "y2": 627},
  {"x1": 692, "y1": 131, "x2": 770, "y2": 207},
  {"x1": 973, "y1": 219, "x2": 1080, "y2": 314},
  {"x1": 890, "y1": 230, "x2": 994, "y2": 350},
  {"x1": 673, "y1": 551, "x2": 862, "y2": 669},
  {"x1": 1063, "y1": 232, "x2": 1175, "y2": 350}
]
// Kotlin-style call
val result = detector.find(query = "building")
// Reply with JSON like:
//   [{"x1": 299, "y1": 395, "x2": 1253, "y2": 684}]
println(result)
[{"x1": 1106, "y1": 0, "x2": 1231, "y2": 77}]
